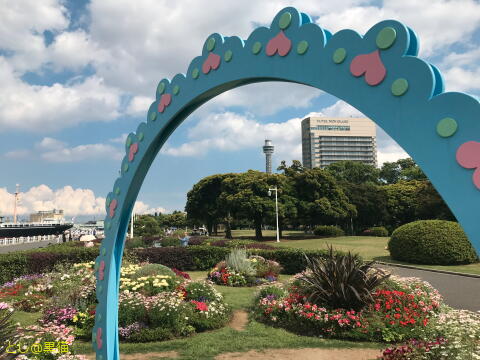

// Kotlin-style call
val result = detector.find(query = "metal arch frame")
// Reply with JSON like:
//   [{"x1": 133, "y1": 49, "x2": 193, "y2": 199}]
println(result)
[{"x1": 92, "y1": 7, "x2": 480, "y2": 359}]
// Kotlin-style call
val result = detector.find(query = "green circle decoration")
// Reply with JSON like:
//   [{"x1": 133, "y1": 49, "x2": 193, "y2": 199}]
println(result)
[
  {"x1": 94, "y1": 262, "x2": 99, "y2": 270},
  {"x1": 115, "y1": 187, "x2": 120, "y2": 195},
  {"x1": 207, "y1": 37, "x2": 216, "y2": 51},
  {"x1": 149, "y1": 112, "x2": 157, "y2": 121},
  {"x1": 252, "y1": 42, "x2": 262, "y2": 54},
  {"x1": 106, "y1": 222, "x2": 111, "y2": 230},
  {"x1": 173, "y1": 85, "x2": 180, "y2": 95},
  {"x1": 157, "y1": 82, "x2": 165, "y2": 95},
  {"x1": 376, "y1": 27, "x2": 397, "y2": 50},
  {"x1": 391, "y1": 78, "x2": 409, "y2": 96},
  {"x1": 123, "y1": 163, "x2": 129, "y2": 173},
  {"x1": 138, "y1": 132, "x2": 144, "y2": 141},
  {"x1": 437, "y1": 117, "x2": 458, "y2": 137},
  {"x1": 279, "y1": 12, "x2": 292, "y2": 29},
  {"x1": 297, "y1": 41, "x2": 309, "y2": 55},
  {"x1": 97, "y1": 313, "x2": 101, "y2": 322},
  {"x1": 106, "y1": 197, "x2": 111, "y2": 206},
  {"x1": 333, "y1": 48, "x2": 347, "y2": 64},
  {"x1": 126, "y1": 137, "x2": 132, "y2": 147},
  {"x1": 98, "y1": 285, "x2": 103, "y2": 294},
  {"x1": 224, "y1": 50, "x2": 233, "y2": 62},
  {"x1": 101, "y1": 247, "x2": 106, "y2": 256},
  {"x1": 192, "y1": 68, "x2": 199, "y2": 79}
]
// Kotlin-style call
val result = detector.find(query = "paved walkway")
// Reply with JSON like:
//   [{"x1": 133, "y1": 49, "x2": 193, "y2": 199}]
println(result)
[
  {"x1": 379, "y1": 264, "x2": 480, "y2": 312},
  {"x1": 0, "y1": 239, "x2": 62, "y2": 254}
]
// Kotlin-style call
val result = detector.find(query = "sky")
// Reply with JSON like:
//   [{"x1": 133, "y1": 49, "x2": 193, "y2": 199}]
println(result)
[{"x1": 0, "y1": 0, "x2": 479, "y2": 221}]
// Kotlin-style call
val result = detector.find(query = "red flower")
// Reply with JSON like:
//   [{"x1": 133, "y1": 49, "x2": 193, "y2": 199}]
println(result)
[{"x1": 191, "y1": 300, "x2": 208, "y2": 312}]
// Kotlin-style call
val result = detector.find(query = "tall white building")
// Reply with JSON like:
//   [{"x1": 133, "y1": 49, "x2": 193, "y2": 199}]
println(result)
[{"x1": 301, "y1": 117, "x2": 377, "y2": 169}]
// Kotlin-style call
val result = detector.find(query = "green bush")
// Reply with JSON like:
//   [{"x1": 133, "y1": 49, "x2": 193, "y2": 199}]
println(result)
[
  {"x1": 124, "y1": 237, "x2": 146, "y2": 249},
  {"x1": 388, "y1": 220, "x2": 478, "y2": 265},
  {"x1": 224, "y1": 240, "x2": 255, "y2": 248},
  {"x1": 132, "y1": 263, "x2": 175, "y2": 279},
  {"x1": 0, "y1": 253, "x2": 28, "y2": 285},
  {"x1": 313, "y1": 225, "x2": 345, "y2": 237},
  {"x1": 362, "y1": 226, "x2": 389, "y2": 237},
  {"x1": 162, "y1": 237, "x2": 182, "y2": 247},
  {"x1": 255, "y1": 285, "x2": 287, "y2": 301}
]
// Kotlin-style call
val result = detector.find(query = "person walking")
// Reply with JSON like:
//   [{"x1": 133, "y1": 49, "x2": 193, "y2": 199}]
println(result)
[{"x1": 179, "y1": 231, "x2": 190, "y2": 247}]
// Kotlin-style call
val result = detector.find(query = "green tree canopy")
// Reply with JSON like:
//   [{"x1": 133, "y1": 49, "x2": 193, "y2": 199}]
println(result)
[
  {"x1": 379, "y1": 158, "x2": 427, "y2": 184},
  {"x1": 324, "y1": 160, "x2": 380, "y2": 185}
]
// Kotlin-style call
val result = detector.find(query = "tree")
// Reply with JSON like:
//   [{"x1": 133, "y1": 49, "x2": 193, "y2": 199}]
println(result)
[
  {"x1": 342, "y1": 183, "x2": 389, "y2": 233},
  {"x1": 324, "y1": 160, "x2": 380, "y2": 185},
  {"x1": 133, "y1": 215, "x2": 161, "y2": 237},
  {"x1": 414, "y1": 181, "x2": 456, "y2": 221},
  {"x1": 185, "y1": 174, "x2": 232, "y2": 235},
  {"x1": 384, "y1": 180, "x2": 421, "y2": 229},
  {"x1": 163, "y1": 211, "x2": 188, "y2": 228},
  {"x1": 379, "y1": 158, "x2": 427, "y2": 184},
  {"x1": 277, "y1": 160, "x2": 305, "y2": 176},
  {"x1": 219, "y1": 171, "x2": 278, "y2": 241},
  {"x1": 289, "y1": 168, "x2": 356, "y2": 229}
]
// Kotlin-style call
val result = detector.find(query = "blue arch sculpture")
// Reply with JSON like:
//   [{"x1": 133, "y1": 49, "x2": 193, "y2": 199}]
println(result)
[{"x1": 92, "y1": 7, "x2": 480, "y2": 359}]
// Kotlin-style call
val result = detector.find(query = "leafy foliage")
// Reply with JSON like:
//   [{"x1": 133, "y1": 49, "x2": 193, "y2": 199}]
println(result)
[
  {"x1": 388, "y1": 220, "x2": 478, "y2": 265},
  {"x1": 226, "y1": 248, "x2": 256, "y2": 276},
  {"x1": 313, "y1": 225, "x2": 345, "y2": 237},
  {"x1": 132, "y1": 263, "x2": 175, "y2": 279},
  {"x1": 298, "y1": 247, "x2": 390, "y2": 311},
  {"x1": 362, "y1": 227, "x2": 389, "y2": 237}
]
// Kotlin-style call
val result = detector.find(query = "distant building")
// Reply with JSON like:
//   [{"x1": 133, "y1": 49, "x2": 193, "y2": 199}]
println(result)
[
  {"x1": 29, "y1": 209, "x2": 65, "y2": 223},
  {"x1": 262, "y1": 139, "x2": 274, "y2": 174},
  {"x1": 301, "y1": 117, "x2": 377, "y2": 169}
]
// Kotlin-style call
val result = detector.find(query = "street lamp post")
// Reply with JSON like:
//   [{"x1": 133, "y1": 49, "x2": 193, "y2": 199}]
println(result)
[{"x1": 268, "y1": 187, "x2": 280, "y2": 243}]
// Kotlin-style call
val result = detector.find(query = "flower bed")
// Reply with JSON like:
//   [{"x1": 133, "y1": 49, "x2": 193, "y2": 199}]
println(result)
[
  {"x1": 0, "y1": 261, "x2": 231, "y2": 348},
  {"x1": 207, "y1": 249, "x2": 282, "y2": 286}
]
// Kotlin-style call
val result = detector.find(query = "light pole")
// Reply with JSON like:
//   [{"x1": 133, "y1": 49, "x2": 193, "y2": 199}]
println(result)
[{"x1": 268, "y1": 187, "x2": 280, "y2": 243}]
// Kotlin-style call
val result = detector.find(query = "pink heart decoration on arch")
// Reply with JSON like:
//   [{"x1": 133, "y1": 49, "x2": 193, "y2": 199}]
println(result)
[
  {"x1": 109, "y1": 199, "x2": 117, "y2": 218},
  {"x1": 456, "y1": 141, "x2": 480, "y2": 189},
  {"x1": 266, "y1": 31, "x2": 291, "y2": 57},
  {"x1": 202, "y1": 53, "x2": 221, "y2": 74},
  {"x1": 350, "y1": 49, "x2": 386, "y2": 86},
  {"x1": 96, "y1": 327, "x2": 103, "y2": 349},
  {"x1": 128, "y1": 143, "x2": 138, "y2": 162},
  {"x1": 99, "y1": 260, "x2": 105, "y2": 281},
  {"x1": 158, "y1": 94, "x2": 172, "y2": 113}
]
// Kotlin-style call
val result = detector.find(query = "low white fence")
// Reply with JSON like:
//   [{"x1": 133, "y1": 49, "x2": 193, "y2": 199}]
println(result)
[{"x1": 0, "y1": 234, "x2": 62, "y2": 246}]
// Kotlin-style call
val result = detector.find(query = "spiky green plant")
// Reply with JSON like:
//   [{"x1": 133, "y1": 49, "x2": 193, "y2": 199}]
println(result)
[
  {"x1": 0, "y1": 305, "x2": 17, "y2": 358},
  {"x1": 299, "y1": 246, "x2": 389, "y2": 311},
  {"x1": 225, "y1": 248, "x2": 256, "y2": 276}
]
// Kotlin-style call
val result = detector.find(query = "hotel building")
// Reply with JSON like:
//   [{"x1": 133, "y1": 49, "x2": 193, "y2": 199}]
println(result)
[{"x1": 301, "y1": 117, "x2": 377, "y2": 169}]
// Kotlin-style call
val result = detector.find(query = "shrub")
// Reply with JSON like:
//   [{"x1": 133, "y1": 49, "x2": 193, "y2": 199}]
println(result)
[
  {"x1": 224, "y1": 240, "x2": 255, "y2": 248},
  {"x1": 298, "y1": 247, "x2": 389, "y2": 311},
  {"x1": 0, "y1": 253, "x2": 28, "y2": 285},
  {"x1": 388, "y1": 220, "x2": 478, "y2": 265},
  {"x1": 245, "y1": 243, "x2": 275, "y2": 250},
  {"x1": 226, "y1": 249, "x2": 256, "y2": 276},
  {"x1": 210, "y1": 239, "x2": 228, "y2": 247},
  {"x1": 184, "y1": 282, "x2": 222, "y2": 302},
  {"x1": 132, "y1": 263, "x2": 175, "y2": 278},
  {"x1": 362, "y1": 226, "x2": 389, "y2": 237},
  {"x1": 255, "y1": 285, "x2": 287, "y2": 301},
  {"x1": 187, "y1": 236, "x2": 206, "y2": 246},
  {"x1": 124, "y1": 237, "x2": 146, "y2": 249},
  {"x1": 162, "y1": 237, "x2": 182, "y2": 247},
  {"x1": 313, "y1": 225, "x2": 345, "y2": 237}
]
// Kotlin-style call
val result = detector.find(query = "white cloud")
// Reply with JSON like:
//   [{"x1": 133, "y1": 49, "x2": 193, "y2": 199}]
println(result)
[
  {"x1": 0, "y1": 185, "x2": 167, "y2": 217},
  {"x1": 125, "y1": 96, "x2": 154, "y2": 116},
  {"x1": 317, "y1": 0, "x2": 480, "y2": 57},
  {"x1": 441, "y1": 66, "x2": 480, "y2": 93},
  {"x1": 5, "y1": 137, "x2": 123, "y2": 163},
  {"x1": 109, "y1": 133, "x2": 128, "y2": 144},
  {"x1": 0, "y1": 58, "x2": 122, "y2": 132}
]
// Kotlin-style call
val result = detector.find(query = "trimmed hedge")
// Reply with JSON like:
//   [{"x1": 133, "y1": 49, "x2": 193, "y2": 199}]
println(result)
[
  {"x1": 0, "y1": 244, "x2": 99, "y2": 284},
  {"x1": 0, "y1": 242, "x2": 341, "y2": 285},
  {"x1": 362, "y1": 226, "x2": 389, "y2": 237},
  {"x1": 134, "y1": 246, "x2": 334, "y2": 275},
  {"x1": 388, "y1": 220, "x2": 478, "y2": 265},
  {"x1": 313, "y1": 225, "x2": 345, "y2": 237}
]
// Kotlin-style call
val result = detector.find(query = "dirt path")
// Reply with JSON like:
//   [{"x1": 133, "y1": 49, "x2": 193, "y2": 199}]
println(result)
[
  {"x1": 229, "y1": 310, "x2": 249, "y2": 331},
  {"x1": 84, "y1": 352, "x2": 179, "y2": 359},
  {"x1": 215, "y1": 348, "x2": 381, "y2": 360}
]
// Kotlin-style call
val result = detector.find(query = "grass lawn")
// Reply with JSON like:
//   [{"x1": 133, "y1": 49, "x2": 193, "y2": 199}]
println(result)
[
  {"x1": 72, "y1": 271, "x2": 382, "y2": 359},
  {"x1": 269, "y1": 235, "x2": 480, "y2": 275}
]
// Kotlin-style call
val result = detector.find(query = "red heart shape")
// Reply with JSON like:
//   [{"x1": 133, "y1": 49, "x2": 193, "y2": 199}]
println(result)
[
  {"x1": 350, "y1": 50, "x2": 386, "y2": 86},
  {"x1": 202, "y1": 53, "x2": 221, "y2": 74},
  {"x1": 158, "y1": 94, "x2": 172, "y2": 113},
  {"x1": 266, "y1": 31, "x2": 291, "y2": 57},
  {"x1": 109, "y1": 199, "x2": 117, "y2": 218},
  {"x1": 96, "y1": 327, "x2": 103, "y2": 349},
  {"x1": 456, "y1": 141, "x2": 480, "y2": 189},
  {"x1": 128, "y1": 143, "x2": 138, "y2": 162},
  {"x1": 99, "y1": 260, "x2": 105, "y2": 280}
]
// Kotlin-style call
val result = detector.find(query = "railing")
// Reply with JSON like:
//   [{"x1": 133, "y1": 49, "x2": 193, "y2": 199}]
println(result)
[{"x1": 0, "y1": 234, "x2": 62, "y2": 246}]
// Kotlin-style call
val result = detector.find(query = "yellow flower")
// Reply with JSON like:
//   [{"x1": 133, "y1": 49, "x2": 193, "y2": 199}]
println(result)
[{"x1": 72, "y1": 316, "x2": 78, "y2": 322}]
